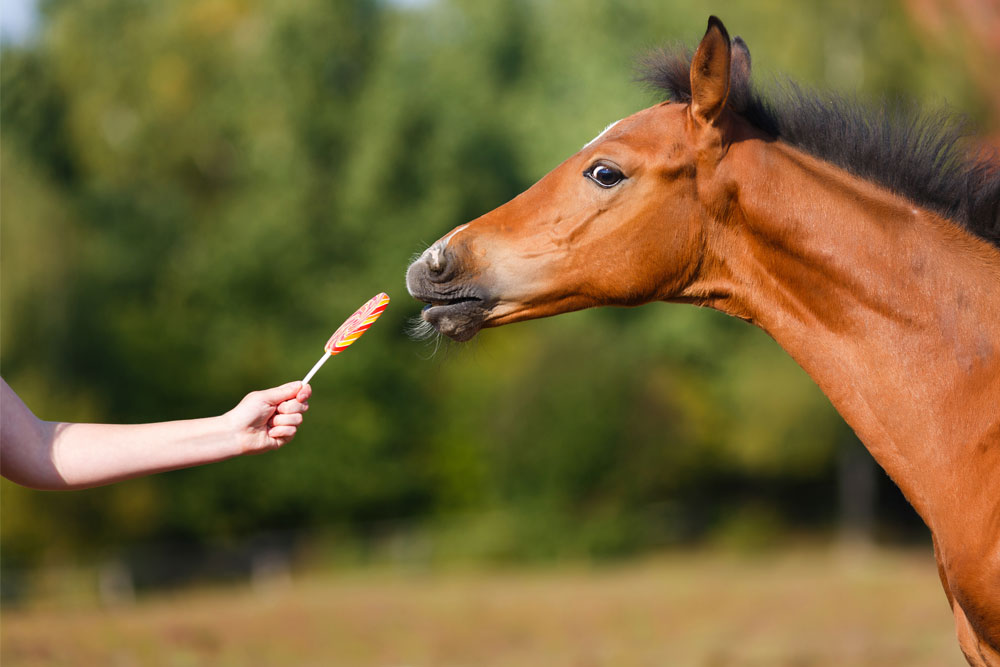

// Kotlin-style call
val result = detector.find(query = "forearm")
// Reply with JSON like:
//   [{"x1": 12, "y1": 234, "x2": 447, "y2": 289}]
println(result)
[
  {"x1": 46, "y1": 416, "x2": 242, "y2": 490},
  {"x1": 2, "y1": 378, "x2": 308, "y2": 490}
]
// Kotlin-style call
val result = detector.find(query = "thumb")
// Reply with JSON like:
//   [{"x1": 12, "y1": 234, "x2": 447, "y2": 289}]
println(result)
[{"x1": 254, "y1": 381, "x2": 303, "y2": 406}]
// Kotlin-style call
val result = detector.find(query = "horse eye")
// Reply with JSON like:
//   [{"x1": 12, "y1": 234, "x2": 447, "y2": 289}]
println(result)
[{"x1": 585, "y1": 164, "x2": 625, "y2": 188}]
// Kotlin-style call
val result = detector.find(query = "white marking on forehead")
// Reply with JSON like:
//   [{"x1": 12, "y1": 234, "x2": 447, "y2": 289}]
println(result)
[
  {"x1": 441, "y1": 223, "x2": 470, "y2": 248},
  {"x1": 582, "y1": 119, "x2": 622, "y2": 149}
]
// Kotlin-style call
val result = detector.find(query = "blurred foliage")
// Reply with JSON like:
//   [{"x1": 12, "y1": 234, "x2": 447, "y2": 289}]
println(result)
[{"x1": 1, "y1": 0, "x2": 989, "y2": 573}]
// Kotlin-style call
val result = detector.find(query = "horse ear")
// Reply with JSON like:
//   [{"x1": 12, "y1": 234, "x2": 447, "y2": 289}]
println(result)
[{"x1": 689, "y1": 16, "x2": 731, "y2": 127}]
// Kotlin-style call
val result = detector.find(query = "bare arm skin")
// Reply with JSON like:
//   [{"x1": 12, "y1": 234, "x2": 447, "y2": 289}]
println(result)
[{"x1": 0, "y1": 377, "x2": 311, "y2": 490}]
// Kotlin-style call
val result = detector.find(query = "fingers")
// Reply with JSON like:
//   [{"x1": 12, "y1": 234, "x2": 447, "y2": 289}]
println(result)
[
  {"x1": 267, "y1": 406, "x2": 305, "y2": 443},
  {"x1": 256, "y1": 382, "x2": 311, "y2": 411},
  {"x1": 267, "y1": 425, "x2": 298, "y2": 440},
  {"x1": 277, "y1": 397, "x2": 309, "y2": 415},
  {"x1": 271, "y1": 412, "x2": 303, "y2": 428},
  {"x1": 255, "y1": 381, "x2": 304, "y2": 406},
  {"x1": 244, "y1": 381, "x2": 312, "y2": 450}
]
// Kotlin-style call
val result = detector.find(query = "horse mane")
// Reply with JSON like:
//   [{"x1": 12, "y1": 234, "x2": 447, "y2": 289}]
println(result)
[{"x1": 639, "y1": 46, "x2": 1000, "y2": 248}]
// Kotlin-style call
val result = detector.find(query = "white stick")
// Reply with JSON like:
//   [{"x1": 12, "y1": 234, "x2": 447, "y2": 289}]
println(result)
[{"x1": 302, "y1": 351, "x2": 331, "y2": 384}]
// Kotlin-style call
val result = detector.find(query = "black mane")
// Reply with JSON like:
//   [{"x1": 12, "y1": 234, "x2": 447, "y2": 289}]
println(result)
[{"x1": 639, "y1": 46, "x2": 1000, "y2": 248}]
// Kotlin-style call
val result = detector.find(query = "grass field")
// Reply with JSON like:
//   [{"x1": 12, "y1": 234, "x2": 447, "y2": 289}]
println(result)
[{"x1": 1, "y1": 546, "x2": 962, "y2": 666}]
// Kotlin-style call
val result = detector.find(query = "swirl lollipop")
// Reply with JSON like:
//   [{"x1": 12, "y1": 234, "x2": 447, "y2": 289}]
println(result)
[{"x1": 302, "y1": 293, "x2": 390, "y2": 384}]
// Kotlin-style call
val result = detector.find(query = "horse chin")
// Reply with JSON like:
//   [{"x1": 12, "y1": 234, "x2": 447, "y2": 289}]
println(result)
[{"x1": 421, "y1": 301, "x2": 487, "y2": 341}]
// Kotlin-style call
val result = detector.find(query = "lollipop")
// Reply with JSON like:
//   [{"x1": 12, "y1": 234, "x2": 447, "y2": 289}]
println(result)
[{"x1": 302, "y1": 293, "x2": 390, "y2": 384}]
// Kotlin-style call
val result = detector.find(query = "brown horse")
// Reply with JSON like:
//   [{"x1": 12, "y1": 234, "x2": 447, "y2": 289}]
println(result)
[{"x1": 406, "y1": 16, "x2": 1000, "y2": 665}]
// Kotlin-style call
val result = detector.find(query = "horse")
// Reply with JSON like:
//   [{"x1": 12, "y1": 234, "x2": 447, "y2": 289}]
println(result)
[{"x1": 406, "y1": 16, "x2": 1000, "y2": 665}]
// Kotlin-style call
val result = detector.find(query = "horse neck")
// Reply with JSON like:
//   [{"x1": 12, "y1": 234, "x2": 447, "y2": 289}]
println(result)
[{"x1": 694, "y1": 137, "x2": 1000, "y2": 530}]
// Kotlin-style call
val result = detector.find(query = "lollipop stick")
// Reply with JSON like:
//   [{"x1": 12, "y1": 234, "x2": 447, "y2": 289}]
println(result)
[{"x1": 302, "y1": 351, "x2": 331, "y2": 384}]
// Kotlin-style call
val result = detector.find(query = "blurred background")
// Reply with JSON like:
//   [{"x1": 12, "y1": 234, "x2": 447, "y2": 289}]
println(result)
[{"x1": 2, "y1": 0, "x2": 997, "y2": 664}]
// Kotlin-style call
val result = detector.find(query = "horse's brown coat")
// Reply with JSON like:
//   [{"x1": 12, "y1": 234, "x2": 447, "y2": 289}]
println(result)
[{"x1": 406, "y1": 17, "x2": 1000, "y2": 664}]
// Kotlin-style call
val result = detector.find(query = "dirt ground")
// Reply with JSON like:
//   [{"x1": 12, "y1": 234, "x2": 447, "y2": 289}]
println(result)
[{"x1": 1, "y1": 546, "x2": 962, "y2": 666}]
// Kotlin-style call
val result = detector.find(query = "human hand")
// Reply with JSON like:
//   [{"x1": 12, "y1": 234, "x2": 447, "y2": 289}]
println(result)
[{"x1": 225, "y1": 382, "x2": 312, "y2": 454}]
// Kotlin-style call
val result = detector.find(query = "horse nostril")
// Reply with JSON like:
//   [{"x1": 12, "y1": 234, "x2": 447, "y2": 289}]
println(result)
[{"x1": 426, "y1": 246, "x2": 446, "y2": 274}]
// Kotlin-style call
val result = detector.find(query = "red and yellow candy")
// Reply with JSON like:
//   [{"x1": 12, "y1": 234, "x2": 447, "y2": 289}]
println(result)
[
  {"x1": 302, "y1": 293, "x2": 390, "y2": 383},
  {"x1": 325, "y1": 292, "x2": 390, "y2": 356}
]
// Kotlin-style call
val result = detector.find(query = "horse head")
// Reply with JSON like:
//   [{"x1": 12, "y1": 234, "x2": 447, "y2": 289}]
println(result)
[{"x1": 406, "y1": 17, "x2": 750, "y2": 340}]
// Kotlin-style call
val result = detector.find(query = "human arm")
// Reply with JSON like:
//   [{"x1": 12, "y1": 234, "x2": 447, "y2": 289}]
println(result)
[{"x1": 0, "y1": 378, "x2": 311, "y2": 490}]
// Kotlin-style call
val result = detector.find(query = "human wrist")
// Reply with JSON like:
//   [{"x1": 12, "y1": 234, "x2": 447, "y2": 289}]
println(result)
[{"x1": 217, "y1": 411, "x2": 250, "y2": 458}]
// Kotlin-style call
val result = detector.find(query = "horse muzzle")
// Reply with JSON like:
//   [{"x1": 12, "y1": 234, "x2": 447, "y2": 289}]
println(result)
[{"x1": 406, "y1": 243, "x2": 492, "y2": 341}]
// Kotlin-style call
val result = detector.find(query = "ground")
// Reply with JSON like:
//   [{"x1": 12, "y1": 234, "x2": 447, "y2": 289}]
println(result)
[{"x1": 1, "y1": 546, "x2": 961, "y2": 666}]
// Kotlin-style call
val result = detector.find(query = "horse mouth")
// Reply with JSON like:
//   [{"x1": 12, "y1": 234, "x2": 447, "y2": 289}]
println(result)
[
  {"x1": 413, "y1": 293, "x2": 490, "y2": 341},
  {"x1": 423, "y1": 296, "x2": 481, "y2": 309}
]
